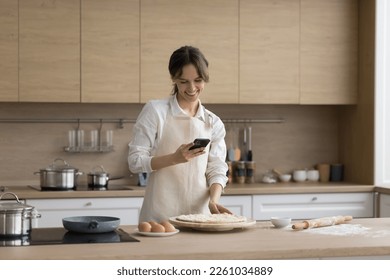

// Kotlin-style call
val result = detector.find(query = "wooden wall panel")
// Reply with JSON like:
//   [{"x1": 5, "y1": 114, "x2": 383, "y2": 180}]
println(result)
[
  {"x1": 0, "y1": 0, "x2": 18, "y2": 101},
  {"x1": 19, "y1": 0, "x2": 80, "y2": 102}
]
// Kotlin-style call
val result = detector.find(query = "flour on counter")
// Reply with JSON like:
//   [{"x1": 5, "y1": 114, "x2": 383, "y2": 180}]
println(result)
[{"x1": 304, "y1": 224, "x2": 380, "y2": 237}]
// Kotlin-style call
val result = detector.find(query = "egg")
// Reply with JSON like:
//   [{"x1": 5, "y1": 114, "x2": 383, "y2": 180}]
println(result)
[
  {"x1": 161, "y1": 221, "x2": 176, "y2": 232},
  {"x1": 150, "y1": 222, "x2": 165, "y2": 233},
  {"x1": 138, "y1": 222, "x2": 152, "y2": 232}
]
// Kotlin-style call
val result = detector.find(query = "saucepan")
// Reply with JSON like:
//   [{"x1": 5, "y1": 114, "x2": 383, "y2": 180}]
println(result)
[
  {"x1": 35, "y1": 158, "x2": 83, "y2": 190},
  {"x1": 0, "y1": 192, "x2": 41, "y2": 236},
  {"x1": 87, "y1": 165, "x2": 123, "y2": 190},
  {"x1": 62, "y1": 216, "x2": 120, "y2": 233}
]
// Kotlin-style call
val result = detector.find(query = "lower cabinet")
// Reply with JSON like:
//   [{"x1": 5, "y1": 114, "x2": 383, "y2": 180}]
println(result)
[
  {"x1": 219, "y1": 195, "x2": 252, "y2": 218},
  {"x1": 252, "y1": 193, "x2": 374, "y2": 220},
  {"x1": 379, "y1": 194, "x2": 390, "y2": 217},
  {"x1": 27, "y1": 192, "x2": 375, "y2": 227},
  {"x1": 27, "y1": 197, "x2": 143, "y2": 228}
]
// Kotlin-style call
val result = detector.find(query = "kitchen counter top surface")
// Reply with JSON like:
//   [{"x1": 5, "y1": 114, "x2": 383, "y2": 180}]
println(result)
[
  {"x1": 2, "y1": 218, "x2": 390, "y2": 260},
  {"x1": 0, "y1": 183, "x2": 379, "y2": 199}
]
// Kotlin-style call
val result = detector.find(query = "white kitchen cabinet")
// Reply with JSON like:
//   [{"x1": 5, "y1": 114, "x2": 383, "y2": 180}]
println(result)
[
  {"x1": 379, "y1": 194, "x2": 390, "y2": 217},
  {"x1": 27, "y1": 197, "x2": 143, "y2": 228},
  {"x1": 253, "y1": 193, "x2": 374, "y2": 221},
  {"x1": 219, "y1": 195, "x2": 252, "y2": 218}
]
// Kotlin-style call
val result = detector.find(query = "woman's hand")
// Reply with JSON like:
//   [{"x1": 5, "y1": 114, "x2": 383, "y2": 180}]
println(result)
[
  {"x1": 209, "y1": 200, "x2": 232, "y2": 215},
  {"x1": 171, "y1": 142, "x2": 206, "y2": 164}
]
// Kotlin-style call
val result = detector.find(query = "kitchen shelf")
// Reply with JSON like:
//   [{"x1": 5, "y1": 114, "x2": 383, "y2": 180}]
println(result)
[
  {"x1": 64, "y1": 146, "x2": 114, "y2": 153},
  {"x1": 0, "y1": 117, "x2": 284, "y2": 126}
]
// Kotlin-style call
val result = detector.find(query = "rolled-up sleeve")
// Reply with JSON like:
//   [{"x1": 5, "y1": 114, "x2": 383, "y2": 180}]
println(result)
[
  {"x1": 206, "y1": 114, "x2": 228, "y2": 188},
  {"x1": 128, "y1": 102, "x2": 159, "y2": 174}
]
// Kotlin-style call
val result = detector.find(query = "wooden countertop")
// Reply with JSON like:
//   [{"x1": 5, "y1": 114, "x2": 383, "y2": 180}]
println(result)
[
  {"x1": 0, "y1": 182, "x2": 379, "y2": 200},
  {"x1": 1, "y1": 218, "x2": 390, "y2": 260}
]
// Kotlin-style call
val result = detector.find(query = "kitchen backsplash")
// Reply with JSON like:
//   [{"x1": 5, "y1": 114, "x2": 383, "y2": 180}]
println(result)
[{"x1": 0, "y1": 102, "x2": 339, "y2": 186}]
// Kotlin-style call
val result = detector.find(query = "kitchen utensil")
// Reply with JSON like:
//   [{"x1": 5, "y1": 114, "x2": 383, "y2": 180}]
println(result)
[
  {"x1": 169, "y1": 216, "x2": 256, "y2": 232},
  {"x1": 62, "y1": 216, "x2": 120, "y2": 233},
  {"x1": 245, "y1": 161, "x2": 256, "y2": 183},
  {"x1": 270, "y1": 217, "x2": 291, "y2": 228},
  {"x1": 272, "y1": 169, "x2": 283, "y2": 177},
  {"x1": 330, "y1": 163, "x2": 344, "y2": 182},
  {"x1": 0, "y1": 192, "x2": 41, "y2": 236},
  {"x1": 279, "y1": 174, "x2": 292, "y2": 182},
  {"x1": 247, "y1": 126, "x2": 253, "y2": 161},
  {"x1": 235, "y1": 161, "x2": 246, "y2": 183},
  {"x1": 35, "y1": 158, "x2": 83, "y2": 190},
  {"x1": 292, "y1": 215, "x2": 353, "y2": 230},
  {"x1": 241, "y1": 127, "x2": 248, "y2": 161},
  {"x1": 293, "y1": 170, "x2": 307, "y2": 182},
  {"x1": 317, "y1": 163, "x2": 331, "y2": 182},
  {"x1": 234, "y1": 127, "x2": 241, "y2": 161},
  {"x1": 307, "y1": 170, "x2": 320, "y2": 181},
  {"x1": 136, "y1": 229, "x2": 180, "y2": 237},
  {"x1": 227, "y1": 127, "x2": 235, "y2": 161},
  {"x1": 87, "y1": 165, "x2": 123, "y2": 190}
]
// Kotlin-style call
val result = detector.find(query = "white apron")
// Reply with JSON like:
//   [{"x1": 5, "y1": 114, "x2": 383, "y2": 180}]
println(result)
[{"x1": 139, "y1": 105, "x2": 213, "y2": 223}]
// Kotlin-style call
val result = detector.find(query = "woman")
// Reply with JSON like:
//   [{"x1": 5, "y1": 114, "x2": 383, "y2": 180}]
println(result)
[{"x1": 128, "y1": 46, "x2": 231, "y2": 222}]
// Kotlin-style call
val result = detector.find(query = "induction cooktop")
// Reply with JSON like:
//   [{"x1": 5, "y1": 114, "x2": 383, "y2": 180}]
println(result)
[{"x1": 0, "y1": 227, "x2": 139, "y2": 247}]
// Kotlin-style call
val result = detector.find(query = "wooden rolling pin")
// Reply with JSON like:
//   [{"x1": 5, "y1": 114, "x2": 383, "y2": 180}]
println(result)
[{"x1": 292, "y1": 215, "x2": 353, "y2": 230}]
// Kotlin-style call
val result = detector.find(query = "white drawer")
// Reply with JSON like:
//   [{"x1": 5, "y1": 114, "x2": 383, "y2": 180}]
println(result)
[
  {"x1": 27, "y1": 197, "x2": 143, "y2": 227},
  {"x1": 253, "y1": 192, "x2": 374, "y2": 220}
]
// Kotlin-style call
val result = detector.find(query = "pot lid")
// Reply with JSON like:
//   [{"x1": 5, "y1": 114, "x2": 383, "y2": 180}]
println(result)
[
  {"x1": 0, "y1": 192, "x2": 34, "y2": 213},
  {"x1": 42, "y1": 158, "x2": 78, "y2": 172},
  {"x1": 88, "y1": 165, "x2": 109, "y2": 176}
]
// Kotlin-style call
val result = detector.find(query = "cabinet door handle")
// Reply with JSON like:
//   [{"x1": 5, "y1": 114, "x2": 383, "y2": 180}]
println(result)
[
  {"x1": 85, "y1": 202, "x2": 92, "y2": 207},
  {"x1": 311, "y1": 197, "x2": 318, "y2": 201}
]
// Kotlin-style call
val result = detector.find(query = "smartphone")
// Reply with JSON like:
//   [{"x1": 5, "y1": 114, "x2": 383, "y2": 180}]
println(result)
[{"x1": 189, "y1": 138, "x2": 210, "y2": 150}]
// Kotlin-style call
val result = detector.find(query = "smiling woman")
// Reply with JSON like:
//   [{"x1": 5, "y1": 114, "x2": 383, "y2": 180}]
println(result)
[{"x1": 128, "y1": 46, "x2": 231, "y2": 223}]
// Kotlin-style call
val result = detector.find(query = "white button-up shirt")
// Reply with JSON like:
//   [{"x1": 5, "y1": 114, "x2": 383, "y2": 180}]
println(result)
[{"x1": 128, "y1": 95, "x2": 228, "y2": 188}]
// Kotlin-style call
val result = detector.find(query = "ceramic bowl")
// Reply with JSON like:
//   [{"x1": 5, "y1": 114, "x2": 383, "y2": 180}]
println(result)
[
  {"x1": 270, "y1": 217, "x2": 291, "y2": 228},
  {"x1": 279, "y1": 174, "x2": 292, "y2": 182},
  {"x1": 293, "y1": 170, "x2": 307, "y2": 182},
  {"x1": 307, "y1": 170, "x2": 320, "y2": 181}
]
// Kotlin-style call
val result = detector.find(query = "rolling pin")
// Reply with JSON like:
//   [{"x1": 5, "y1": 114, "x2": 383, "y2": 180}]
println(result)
[{"x1": 292, "y1": 215, "x2": 353, "y2": 230}]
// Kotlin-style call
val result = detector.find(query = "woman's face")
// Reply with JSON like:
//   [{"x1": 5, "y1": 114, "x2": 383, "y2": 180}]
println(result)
[{"x1": 174, "y1": 64, "x2": 205, "y2": 104}]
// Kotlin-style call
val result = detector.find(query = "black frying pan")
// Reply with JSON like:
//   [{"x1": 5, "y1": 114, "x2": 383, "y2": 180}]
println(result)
[{"x1": 62, "y1": 216, "x2": 120, "y2": 233}]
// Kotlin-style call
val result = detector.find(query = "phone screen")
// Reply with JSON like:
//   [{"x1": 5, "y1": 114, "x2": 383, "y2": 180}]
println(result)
[{"x1": 189, "y1": 138, "x2": 210, "y2": 150}]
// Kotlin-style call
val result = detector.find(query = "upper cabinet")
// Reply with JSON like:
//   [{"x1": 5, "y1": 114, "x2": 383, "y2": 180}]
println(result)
[
  {"x1": 300, "y1": 0, "x2": 358, "y2": 104},
  {"x1": 140, "y1": 0, "x2": 239, "y2": 104},
  {"x1": 1, "y1": 0, "x2": 359, "y2": 104},
  {"x1": 240, "y1": 0, "x2": 300, "y2": 104},
  {"x1": 0, "y1": 0, "x2": 18, "y2": 102},
  {"x1": 81, "y1": 0, "x2": 139, "y2": 103},
  {"x1": 19, "y1": 0, "x2": 80, "y2": 102}
]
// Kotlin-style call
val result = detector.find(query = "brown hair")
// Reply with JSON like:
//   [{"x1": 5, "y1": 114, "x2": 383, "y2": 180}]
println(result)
[{"x1": 168, "y1": 46, "x2": 209, "y2": 95}]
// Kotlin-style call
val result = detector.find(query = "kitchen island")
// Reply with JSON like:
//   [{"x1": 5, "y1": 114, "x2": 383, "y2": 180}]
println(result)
[{"x1": 1, "y1": 218, "x2": 390, "y2": 260}]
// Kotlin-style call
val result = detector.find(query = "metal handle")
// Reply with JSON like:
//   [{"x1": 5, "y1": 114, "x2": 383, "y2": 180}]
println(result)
[
  {"x1": 51, "y1": 158, "x2": 69, "y2": 168},
  {"x1": 311, "y1": 197, "x2": 318, "y2": 201},
  {"x1": 0, "y1": 192, "x2": 21, "y2": 203},
  {"x1": 88, "y1": 220, "x2": 99, "y2": 229}
]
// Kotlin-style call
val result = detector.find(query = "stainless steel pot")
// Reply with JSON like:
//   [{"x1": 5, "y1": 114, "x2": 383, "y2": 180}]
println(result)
[
  {"x1": 35, "y1": 158, "x2": 83, "y2": 190},
  {"x1": 87, "y1": 165, "x2": 123, "y2": 190},
  {"x1": 0, "y1": 192, "x2": 41, "y2": 236}
]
